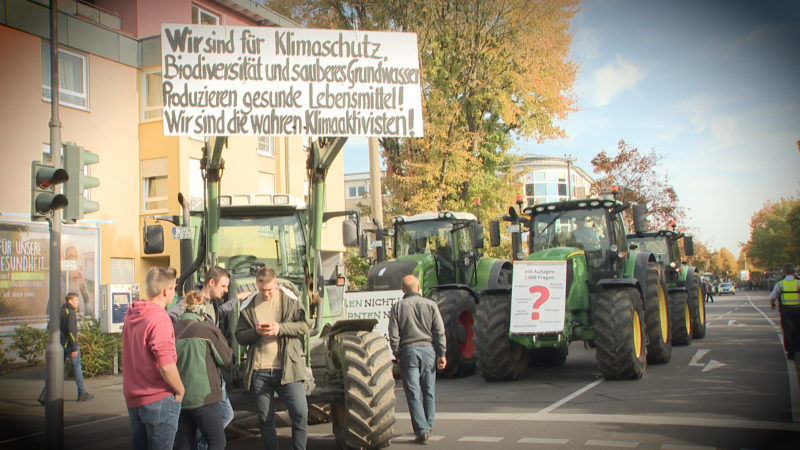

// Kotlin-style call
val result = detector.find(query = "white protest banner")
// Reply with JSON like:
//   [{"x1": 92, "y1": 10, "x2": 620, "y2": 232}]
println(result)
[
  {"x1": 510, "y1": 260, "x2": 568, "y2": 334},
  {"x1": 343, "y1": 290, "x2": 403, "y2": 353},
  {"x1": 161, "y1": 24, "x2": 423, "y2": 137}
]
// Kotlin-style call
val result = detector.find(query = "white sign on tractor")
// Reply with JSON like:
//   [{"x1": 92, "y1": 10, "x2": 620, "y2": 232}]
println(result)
[
  {"x1": 510, "y1": 260, "x2": 568, "y2": 334},
  {"x1": 161, "y1": 24, "x2": 423, "y2": 137}
]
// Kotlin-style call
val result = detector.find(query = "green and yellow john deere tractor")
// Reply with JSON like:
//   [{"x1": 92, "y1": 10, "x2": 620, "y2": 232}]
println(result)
[
  {"x1": 144, "y1": 137, "x2": 394, "y2": 449},
  {"x1": 475, "y1": 196, "x2": 671, "y2": 381},
  {"x1": 361, "y1": 211, "x2": 512, "y2": 378},
  {"x1": 628, "y1": 225, "x2": 706, "y2": 344}
]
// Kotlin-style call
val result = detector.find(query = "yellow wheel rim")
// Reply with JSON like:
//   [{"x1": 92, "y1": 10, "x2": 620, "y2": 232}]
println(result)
[
  {"x1": 658, "y1": 285, "x2": 668, "y2": 342},
  {"x1": 697, "y1": 288, "x2": 705, "y2": 324},
  {"x1": 633, "y1": 310, "x2": 642, "y2": 357},
  {"x1": 684, "y1": 303, "x2": 691, "y2": 333}
]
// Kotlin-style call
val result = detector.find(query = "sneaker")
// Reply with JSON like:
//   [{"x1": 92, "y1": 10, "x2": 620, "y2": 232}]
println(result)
[
  {"x1": 415, "y1": 432, "x2": 429, "y2": 445},
  {"x1": 77, "y1": 393, "x2": 95, "y2": 402}
]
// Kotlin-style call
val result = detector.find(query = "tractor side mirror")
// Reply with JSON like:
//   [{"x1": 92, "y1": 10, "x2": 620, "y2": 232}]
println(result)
[
  {"x1": 489, "y1": 220, "x2": 501, "y2": 247},
  {"x1": 683, "y1": 236, "x2": 694, "y2": 256},
  {"x1": 473, "y1": 223, "x2": 484, "y2": 249},
  {"x1": 632, "y1": 204, "x2": 648, "y2": 234},
  {"x1": 143, "y1": 224, "x2": 164, "y2": 254},
  {"x1": 342, "y1": 219, "x2": 359, "y2": 248}
]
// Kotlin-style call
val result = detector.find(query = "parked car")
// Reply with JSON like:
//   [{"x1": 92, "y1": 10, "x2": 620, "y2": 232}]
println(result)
[{"x1": 718, "y1": 282, "x2": 736, "y2": 295}]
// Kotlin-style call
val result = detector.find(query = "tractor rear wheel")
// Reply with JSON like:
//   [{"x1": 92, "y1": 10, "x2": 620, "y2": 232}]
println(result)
[
  {"x1": 669, "y1": 291, "x2": 692, "y2": 346},
  {"x1": 688, "y1": 278, "x2": 707, "y2": 339},
  {"x1": 644, "y1": 262, "x2": 672, "y2": 364},
  {"x1": 475, "y1": 292, "x2": 528, "y2": 381},
  {"x1": 594, "y1": 287, "x2": 647, "y2": 380},
  {"x1": 432, "y1": 289, "x2": 476, "y2": 378},
  {"x1": 330, "y1": 331, "x2": 395, "y2": 449}
]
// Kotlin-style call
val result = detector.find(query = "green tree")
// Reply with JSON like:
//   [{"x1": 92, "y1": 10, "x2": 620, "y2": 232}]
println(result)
[
  {"x1": 742, "y1": 197, "x2": 800, "y2": 269},
  {"x1": 718, "y1": 248, "x2": 738, "y2": 280},
  {"x1": 590, "y1": 140, "x2": 686, "y2": 230},
  {"x1": 268, "y1": 0, "x2": 579, "y2": 222}
]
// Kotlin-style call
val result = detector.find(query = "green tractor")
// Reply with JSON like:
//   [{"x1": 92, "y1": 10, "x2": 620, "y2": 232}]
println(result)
[
  {"x1": 475, "y1": 195, "x2": 671, "y2": 381},
  {"x1": 362, "y1": 211, "x2": 512, "y2": 378},
  {"x1": 627, "y1": 225, "x2": 706, "y2": 343},
  {"x1": 144, "y1": 137, "x2": 395, "y2": 449}
]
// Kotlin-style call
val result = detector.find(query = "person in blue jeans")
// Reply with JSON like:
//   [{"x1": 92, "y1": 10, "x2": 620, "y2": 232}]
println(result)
[
  {"x1": 123, "y1": 266, "x2": 185, "y2": 450},
  {"x1": 235, "y1": 267, "x2": 310, "y2": 450},
  {"x1": 389, "y1": 275, "x2": 447, "y2": 445},
  {"x1": 38, "y1": 292, "x2": 94, "y2": 405}
]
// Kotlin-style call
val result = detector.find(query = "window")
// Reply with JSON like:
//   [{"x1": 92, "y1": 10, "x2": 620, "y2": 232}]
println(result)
[
  {"x1": 347, "y1": 185, "x2": 367, "y2": 199},
  {"x1": 192, "y1": 5, "x2": 219, "y2": 24},
  {"x1": 142, "y1": 158, "x2": 168, "y2": 212},
  {"x1": 142, "y1": 70, "x2": 162, "y2": 121},
  {"x1": 258, "y1": 136, "x2": 274, "y2": 157},
  {"x1": 41, "y1": 42, "x2": 88, "y2": 109}
]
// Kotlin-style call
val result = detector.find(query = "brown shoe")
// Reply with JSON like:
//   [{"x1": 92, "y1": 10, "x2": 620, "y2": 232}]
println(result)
[{"x1": 415, "y1": 432, "x2": 429, "y2": 445}]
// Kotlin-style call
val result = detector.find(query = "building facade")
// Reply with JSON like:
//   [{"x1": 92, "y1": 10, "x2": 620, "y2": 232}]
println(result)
[
  {"x1": 514, "y1": 154, "x2": 594, "y2": 205},
  {"x1": 0, "y1": 0, "x2": 347, "y2": 326}
]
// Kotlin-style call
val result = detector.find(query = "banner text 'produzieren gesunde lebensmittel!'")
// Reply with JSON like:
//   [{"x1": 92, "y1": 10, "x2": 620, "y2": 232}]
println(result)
[{"x1": 161, "y1": 24, "x2": 423, "y2": 137}]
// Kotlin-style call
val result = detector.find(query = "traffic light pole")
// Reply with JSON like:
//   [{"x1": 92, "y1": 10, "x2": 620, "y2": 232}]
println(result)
[{"x1": 45, "y1": 1, "x2": 64, "y2": 448}]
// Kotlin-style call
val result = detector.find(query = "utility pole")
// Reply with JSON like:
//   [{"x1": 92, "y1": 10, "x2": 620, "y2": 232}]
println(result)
[
  {"x1": 368, "y1": 137, "x2": 385, "y2": 261},
  {"x1": 45, "y1": 1, "x2": 65, "y2": 448}
]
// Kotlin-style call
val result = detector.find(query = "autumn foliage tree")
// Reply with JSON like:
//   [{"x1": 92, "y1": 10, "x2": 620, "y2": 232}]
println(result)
[
  {"x1": 267, "y1": 0, "x2": 579, "y2": 220},
  {"x1": 742, "y1": 197, "x2": 800, "y2": 269},
  {"x1": 590, "y1": 140, "x2": 686, "y2": 230}
]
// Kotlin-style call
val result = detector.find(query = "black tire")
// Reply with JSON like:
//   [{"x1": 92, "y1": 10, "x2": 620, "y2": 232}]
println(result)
[
  {"x1": 643, "y1": 263, "x2": 672, "y2": 364},
  {"x1": 330, "y1": 331, "x2": 395, "y2": 449},
  {"x1": 475, "y1": 291, "x2": 528, "y2": 381},
  {"x1": 669, "y1": 291, "x2": 692, "y2": 346},
  {"x1": 594, "y1": 287, "x2": 647, "y2": 380},
  {"x1": 687, "y1": 278, "x2": 707, "y2": 339},
  {"x1": 432, "y1": 289, "x2": 476, "y2": 378}
]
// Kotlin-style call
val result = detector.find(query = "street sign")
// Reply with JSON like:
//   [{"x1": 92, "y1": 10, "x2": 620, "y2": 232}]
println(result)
[{"x1": 171, "y1": 226, "x2": 194, "y2": 240}]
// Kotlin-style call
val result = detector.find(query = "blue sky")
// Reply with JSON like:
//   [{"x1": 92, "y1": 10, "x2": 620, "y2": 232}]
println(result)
[{"x1": 343, "y1": 0, "x2": 800, "y2": 258}]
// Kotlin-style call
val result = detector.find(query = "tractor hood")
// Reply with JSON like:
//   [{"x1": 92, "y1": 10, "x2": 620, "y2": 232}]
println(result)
[
  {"x1": 528, "y1": 247, "x2": 584, "y2": 261},
  {"x1": 367, "y1": 259, "x2": 420, "y2": 290}
]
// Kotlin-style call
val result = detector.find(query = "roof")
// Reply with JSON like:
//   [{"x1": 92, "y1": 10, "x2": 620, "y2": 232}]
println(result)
[{"x1": 393, "y1": 211, "x2": 477, "y2": 223}]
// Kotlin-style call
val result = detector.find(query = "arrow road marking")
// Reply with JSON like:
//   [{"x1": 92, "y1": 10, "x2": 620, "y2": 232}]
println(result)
[
  {"x1": 728, "y1": 319, "x2": 745, "y2": 326},
  {"x1": 689, "y1": 349, "x2": 710, "y2": 366},
  {"x1": 703, "y1": 360, "x2": 727, "y2": 372}
]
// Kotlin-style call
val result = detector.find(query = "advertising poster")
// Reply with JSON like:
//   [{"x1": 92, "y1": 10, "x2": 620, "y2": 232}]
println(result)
[
  {"x1": 510, "y1": 260, "x2": 568, "y2": 334},
  {"x1": 161, "y1": 24, "x2": 424, "y2": 137},
  {"x1": 0, "y1": 218, "x2": 99, "y2": 335}
]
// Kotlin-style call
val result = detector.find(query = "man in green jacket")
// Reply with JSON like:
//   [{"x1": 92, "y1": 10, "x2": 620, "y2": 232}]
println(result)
[
  {"x1": 175, "y1": 291, "x2": 233, "y2": 450},
  {"x1": 235, "y1": 266, "x2": 310, "y2": 450}
]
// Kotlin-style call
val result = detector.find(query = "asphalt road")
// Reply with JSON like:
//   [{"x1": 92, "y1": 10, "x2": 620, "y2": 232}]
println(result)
[{"x1": 1, "y1": 290, "x2": 798, "y2": 449}]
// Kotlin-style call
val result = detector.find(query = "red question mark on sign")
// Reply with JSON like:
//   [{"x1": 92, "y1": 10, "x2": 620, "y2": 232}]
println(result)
[{"x1": 529, "y1": 286, "x2": 550, "y2": 320}]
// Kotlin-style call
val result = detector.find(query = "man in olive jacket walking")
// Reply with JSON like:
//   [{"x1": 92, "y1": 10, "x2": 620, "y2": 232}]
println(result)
[{"x1": 235, "y1": 266, "x2": 310, "y2": 450}]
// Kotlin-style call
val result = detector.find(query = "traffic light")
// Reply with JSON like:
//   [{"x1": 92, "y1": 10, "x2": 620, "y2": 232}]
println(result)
[
  {"x1": 30, "y1": 161, "x2": 69, "y2": 221},
  {"x1": 63, "y1": 143, "x2": 99, "y2": 223}
]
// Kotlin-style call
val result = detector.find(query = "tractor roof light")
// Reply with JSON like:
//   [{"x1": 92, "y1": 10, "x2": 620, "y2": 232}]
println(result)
[
  {"x1": 577, "y1": 201, "x2": 588, "y2": 207},
  {"x1": 546, "y1": 204, "x2": 557, "y2": 210},
  {"x1": 534, "y1": 206, "x2": 545, "y2": 213},
  {"x1": 589, "y1": 200, "x2": 600, "y2": 207}
]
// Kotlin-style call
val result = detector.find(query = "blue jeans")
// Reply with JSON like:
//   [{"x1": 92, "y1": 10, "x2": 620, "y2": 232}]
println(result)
[
  {"x1": 251, "y1": 369, "x2": 308, "y2": 450},
  {"x1": 39, "y1": 347, "x2": 87, "y2": 400},
  {"x1": 400, "y1": 345, "x2": 436, "y2": 436},
  {"x1": 195, "y1": 378, "x2": 233, "y2": 450},
  {"x1": 128, "y1": 395, "x2": 182, "y2": 450}
]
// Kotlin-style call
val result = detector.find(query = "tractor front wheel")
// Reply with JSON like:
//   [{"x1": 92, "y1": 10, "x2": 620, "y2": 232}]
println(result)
[
  {"x1": 594, "y1": 287, "x2": 647, "y2": 380},
  {"x1": 475, "y1": 291, "x2": 528, "y2": 381},
  {"x1": 688, "y1": 278, "x2": 707, "y2": 339},
  {"x1": 432, "y1": 289, "x2": 476, "y2": 378},
  {"x1": 669, "y1": 291, "x2": 692, "y2": 346},
  {"x1": 644, "y1": 262, "x2": 672, "y2": 364},
  {"x1": 329, "y1": 331, "x2": 395, "y2": 449}
]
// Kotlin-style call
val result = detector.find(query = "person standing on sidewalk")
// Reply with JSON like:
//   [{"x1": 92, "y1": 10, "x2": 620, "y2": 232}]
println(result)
[
  {"x1": 389, "y1": 275, "x2": 447, "y2": 445},
  {"x1": 174, "y1": 290, "x2": 232, "y2": 450},
  {"x1": 123, "y1": 266, "x2": 185, "y2": 450},
  {"x1": 770, "y1": 262, "x2": 800, "y2": 360},
  {"x1": 37, "y1": 292, "x2": 94, "y2": 405},
  {"x1": 704, "y1": 280, "x2": 714, "y2": 303},
  {"x1": 235, "y1": 266, "x2": 310, "y2": 450}
]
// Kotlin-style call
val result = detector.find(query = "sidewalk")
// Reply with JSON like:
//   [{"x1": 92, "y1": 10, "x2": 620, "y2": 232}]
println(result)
[{"x1": 0, "y1": 364, "x2": 128, "y2": 448}]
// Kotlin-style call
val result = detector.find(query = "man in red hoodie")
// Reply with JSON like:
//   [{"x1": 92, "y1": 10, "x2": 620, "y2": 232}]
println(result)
[{"x1": 123, "y1": 266, "x2": 185, "y2": 450}]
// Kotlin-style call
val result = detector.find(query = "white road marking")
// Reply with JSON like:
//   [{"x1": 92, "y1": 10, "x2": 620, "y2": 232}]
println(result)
[
  {"x1": 518, "y1": 437, "x2": 570, "y2": 444},
  {"x1": 727, "y1": 319, "x2": 744, "y2": 326},
  {"x1": 538, "y1": 378, "x2": 603, "y2": 414},
  {"x1": 688, "y1": 349, "x2": 710, "y2": 366},
  {"x1": 459, "y1": 436, "x2": 504, "y2": 442},
  {"x1": 584, "y1": 439, "x2": 638, "y2": 447},
  {"x1": 748, "y1": 296, "x2": 800, "y2": 422},
  {"x1": 702, "y1": 360, "x2": 726, "y2": 372}
]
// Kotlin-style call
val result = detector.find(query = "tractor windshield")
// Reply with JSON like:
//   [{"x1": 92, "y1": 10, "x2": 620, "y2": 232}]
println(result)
[
  {"x1": 394, "y1": 220, "x2": 461, "y2": 259},
  {"x1": 217, "y1": 215, "x2": 306, "y2": 281},
  {"x1": 629, "y1": 236, "x2": 669, "y2": 265},
  {"x1": 530, "y1": 208, "x2": 608, "y2": 254}
]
